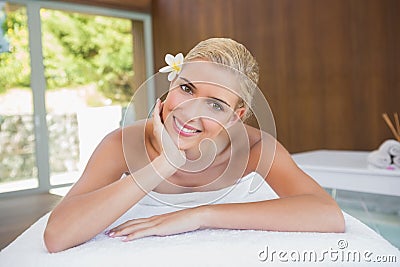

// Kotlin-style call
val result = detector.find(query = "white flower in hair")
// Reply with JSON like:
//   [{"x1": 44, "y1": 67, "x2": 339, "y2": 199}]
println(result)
[{"x1": 159, "y1": 53, "x2": 184, "y2": 81}]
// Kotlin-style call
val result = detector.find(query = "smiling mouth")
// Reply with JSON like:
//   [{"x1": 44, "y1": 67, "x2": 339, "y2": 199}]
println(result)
[{"x1": 173, "y1": 116, "x2": 202, "y2": 136}]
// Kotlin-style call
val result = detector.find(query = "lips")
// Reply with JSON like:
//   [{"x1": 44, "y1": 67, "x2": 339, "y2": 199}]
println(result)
[{"x1": 173, "y1": 116, "x2": 202, "y2": 137}]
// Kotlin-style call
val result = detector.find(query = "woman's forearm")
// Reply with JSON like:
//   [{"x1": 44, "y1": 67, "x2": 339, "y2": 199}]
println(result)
[
  {"x1": 44, "y1": 155, "x2": 176, "y2": 253},
  {"x1": 200, "y1": 194, "x2": 345, "y2": 233}
]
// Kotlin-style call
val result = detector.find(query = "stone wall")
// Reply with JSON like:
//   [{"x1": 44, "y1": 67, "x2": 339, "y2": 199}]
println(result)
[{"x1": 0, "y1": 114, "x2": 79, "y2": 183}]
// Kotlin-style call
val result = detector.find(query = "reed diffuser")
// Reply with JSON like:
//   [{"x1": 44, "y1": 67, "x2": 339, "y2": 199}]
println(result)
[{"x1": 382, "y1": 112, "x2": 400, "y2": 142}]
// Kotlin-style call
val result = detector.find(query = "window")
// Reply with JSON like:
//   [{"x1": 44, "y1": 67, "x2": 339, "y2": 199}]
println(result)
[
  {"x1": 0, "y1": 3, "x2": 38, "y2": 193},
  {"x1": 0, "y1": 0, "x2": 153, "y2": 196}
]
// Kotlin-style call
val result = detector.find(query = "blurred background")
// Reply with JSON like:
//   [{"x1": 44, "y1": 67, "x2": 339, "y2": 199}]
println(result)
[{"x1": 0, "y1": 0, "x2": 399, "y2": 250}]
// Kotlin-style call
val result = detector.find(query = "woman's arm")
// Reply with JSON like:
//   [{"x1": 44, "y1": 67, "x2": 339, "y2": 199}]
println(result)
[
  {"x1": 44, "y1": 130, "x2": 176, "y2": 253},
  {"x1": 44, "y1": 100, "x2": 182, "y2": 253},
  {"x1": 106, "y1": 137, "x2": 344, "y2": 241},
  {"x1": 199, "y1": 194, "x2": 344, "y2": 233},
  {"x1": 199, "y1": 138, "x2": 345, "y2": 233}
]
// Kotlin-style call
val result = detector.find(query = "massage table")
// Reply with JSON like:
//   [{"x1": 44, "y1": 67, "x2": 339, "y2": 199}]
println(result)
[{"x1": 1, "y1": 172, "x2": 399, "y2": 266}]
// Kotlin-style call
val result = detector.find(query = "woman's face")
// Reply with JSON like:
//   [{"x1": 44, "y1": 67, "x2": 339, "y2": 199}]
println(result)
[{"x1": 161, "y1": 62, "x2": 245, "y2": 150}]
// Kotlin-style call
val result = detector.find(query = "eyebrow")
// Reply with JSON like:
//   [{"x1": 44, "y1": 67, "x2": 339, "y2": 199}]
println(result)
[{"x1": 179, "y1": 77, "x2": 231, "y2": 108}]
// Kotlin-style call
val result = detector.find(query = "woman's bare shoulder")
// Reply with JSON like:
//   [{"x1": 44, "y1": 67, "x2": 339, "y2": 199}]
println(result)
[
  {"x1": 118, "y1": 119, "x2": 147, "y2": 134},
  {"x1": 88, "y1": 121, "x2": 148, "y2": 165},
  {"x1": 103, "y1": 119, "x2": 147, "y2": 143},
  {"x1": 64, "y1": 120, "x2": 149, "y2": 197},
  {"x1": 120, "y1": 119, "x2": 148, "y2": 146},
  {"x1": 243, "y1": 123, "x2": 278, "y2": 176},
  {"x1": 244, "y1": 123, "x2": 275, "y2": 147}
]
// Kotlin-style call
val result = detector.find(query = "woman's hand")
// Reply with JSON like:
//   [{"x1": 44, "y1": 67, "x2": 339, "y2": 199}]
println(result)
[
  {"x1": 153, "y1": 99, "x2": 186, "y2": 169},
  {"x1": 107, "y1": 207, "x2": 207, "y2": 241}
]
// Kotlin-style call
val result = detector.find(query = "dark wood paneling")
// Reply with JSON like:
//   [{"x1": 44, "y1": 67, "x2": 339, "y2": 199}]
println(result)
[{"x1": 152, "y1": 0, "x2": 400, "y2": 152}]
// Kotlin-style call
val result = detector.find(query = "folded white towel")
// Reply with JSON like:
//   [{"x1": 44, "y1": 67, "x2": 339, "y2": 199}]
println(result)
[
  {"x1": 379, "y1": 139, "x2": 400, "y2": 156},
  {"x1": 393, "y1": 155, "x2": 400, "y2": 168},
  {"x1": 367, "y1": 150, "x2": 392, "y2": 168}
]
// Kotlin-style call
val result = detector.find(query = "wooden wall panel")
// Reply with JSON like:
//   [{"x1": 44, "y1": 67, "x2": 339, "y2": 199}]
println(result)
[{"x1": 152, "y1": 0, "x2": 400, "y2": 153}]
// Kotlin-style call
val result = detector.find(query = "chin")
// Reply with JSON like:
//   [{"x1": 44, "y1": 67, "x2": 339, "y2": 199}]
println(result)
[{"x1": 174, "y1": 135, "x2": 203, "y2": 151}]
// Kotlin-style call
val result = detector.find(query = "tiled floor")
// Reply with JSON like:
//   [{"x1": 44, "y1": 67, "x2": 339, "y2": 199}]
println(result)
[{"x1": 326, "y1": 188, "x2": 400, "y2": 249}]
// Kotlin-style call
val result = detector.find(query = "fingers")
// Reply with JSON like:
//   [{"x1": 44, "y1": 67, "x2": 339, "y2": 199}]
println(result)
[
  {"x1": 107, "y1": 215, "x2": 161, "y2": 239},
  {"x1": 152, "y1": 98, "x2": 163, "y2": 128},
  {"x1": 151, "y1": 98, "x2": 186, "y2": 168},
  {"x1": 113, "y1": 221, "x2": 156, "y2": 238},
  {"x1": 123, "y1": 226, "x2": 163, "y2": 242},
  {"x1": 108, "y1": 217, "x2": 152, "y2": 234},
  {"x1": 107, "y1": 209, "x2": 197, "y2": 242}
]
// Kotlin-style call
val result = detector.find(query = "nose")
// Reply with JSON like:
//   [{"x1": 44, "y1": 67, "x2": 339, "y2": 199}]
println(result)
[{"x1": 177, "y1": 98, "x2": 206, "y2": 122}]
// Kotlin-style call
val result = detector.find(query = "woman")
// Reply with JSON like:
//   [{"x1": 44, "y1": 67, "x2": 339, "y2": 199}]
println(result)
[{"x1": 44, "y1": 38, "x2": 345, "y2": 253}]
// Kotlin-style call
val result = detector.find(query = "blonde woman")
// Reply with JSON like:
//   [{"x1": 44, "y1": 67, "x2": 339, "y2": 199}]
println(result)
[{"x1": 44, "y1": 38, "x2": 345, "y2": 253}]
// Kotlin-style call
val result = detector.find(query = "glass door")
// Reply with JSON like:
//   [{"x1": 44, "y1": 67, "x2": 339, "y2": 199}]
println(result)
[
  {"x1": 0, "y1": 0, "x2": 152, "y2": 196},
  {"x1": 40, "y1": 9, "x2": 134, "y2": 186},
  {"x1": 0, "y1": 3, "x2": 38, "y2": 193}
]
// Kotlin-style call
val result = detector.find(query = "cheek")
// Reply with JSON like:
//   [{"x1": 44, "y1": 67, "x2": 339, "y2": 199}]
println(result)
[
  {"x1": 163, "y1": 90, "x2": 186, "y2": 111},
  {"x1": 202, "y1": 119, "x2": 224, "y2": 136},
  {"x1": 162, "y1": 93, "x2": 180, "y2": 119}
]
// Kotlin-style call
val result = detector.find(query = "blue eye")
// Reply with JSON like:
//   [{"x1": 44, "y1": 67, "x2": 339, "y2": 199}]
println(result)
[
  {"x1": 210, "y1": 101, "x2": 224, "y2": 111},
  {"x1": 180, "y1": 84, "x2": 193, "y2": 95}
]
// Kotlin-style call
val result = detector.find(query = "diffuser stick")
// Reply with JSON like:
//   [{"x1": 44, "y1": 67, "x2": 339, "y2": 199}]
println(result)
[{"x1": 382, "y1": 113, "x2": 400, "y2": 141}]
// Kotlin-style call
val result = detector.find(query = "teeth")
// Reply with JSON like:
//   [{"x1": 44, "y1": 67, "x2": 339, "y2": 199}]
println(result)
[
  {"x1": 175, "y1": 118, "x2": 198, "y2": 134},
  {"x1": 181, "y1": 127, "x2": 196, "y2": 133}
]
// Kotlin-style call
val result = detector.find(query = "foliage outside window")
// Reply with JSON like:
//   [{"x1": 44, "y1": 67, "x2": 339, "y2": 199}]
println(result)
[{"x1": 0, "y1": 6, "x2": 134, "y2": 105}]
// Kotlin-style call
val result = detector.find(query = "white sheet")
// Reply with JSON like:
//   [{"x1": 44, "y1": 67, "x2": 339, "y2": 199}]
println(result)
[{"x1": 1, "y1": 172, "x2": 399, "y2": 266}]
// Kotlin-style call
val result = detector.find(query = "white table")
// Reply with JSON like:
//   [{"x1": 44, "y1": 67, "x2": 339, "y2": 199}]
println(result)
[{"x1": 292, "y1": 150, "x2": 400, "y2": 197}]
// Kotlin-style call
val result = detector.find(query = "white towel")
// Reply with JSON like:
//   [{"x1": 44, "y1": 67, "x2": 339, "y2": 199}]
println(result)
[
  {"x1": 393, "y1": 155, "x2": 400, "y2": 168},
  {"x1": 367, "y1": 150, "x2": 392, "y2": 169},
  {"x1": 1, "y1": 212, "x2": 399, "y2": 266},
  {"x1": 379, "y1": 139, "x2": 400, "y2": 156},
  {"x1": 2, "y1": 172, "x2": 400, "y2": 267}
]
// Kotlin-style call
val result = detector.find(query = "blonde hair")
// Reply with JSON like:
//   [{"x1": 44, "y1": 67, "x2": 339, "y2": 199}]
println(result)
[{"x1": 184, "y1": 38, "x2": 259, "y2": 120}]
